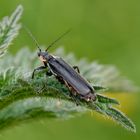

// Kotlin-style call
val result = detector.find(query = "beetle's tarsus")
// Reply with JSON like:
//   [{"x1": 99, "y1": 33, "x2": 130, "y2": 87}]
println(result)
[
  {"x1": 69, "y1": 93, "x2": 80, "y2": 106},
  {"x1": 73, "y1": 66, "x2": 80, "y2": 73},
  {"x1": 37, "y1": 85, "x2": 46, "y2": 94}
]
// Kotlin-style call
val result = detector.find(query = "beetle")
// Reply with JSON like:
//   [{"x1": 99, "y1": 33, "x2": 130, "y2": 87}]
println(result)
[{"x1": 25, "y1": 27, "x2": 96, "y2": 102}]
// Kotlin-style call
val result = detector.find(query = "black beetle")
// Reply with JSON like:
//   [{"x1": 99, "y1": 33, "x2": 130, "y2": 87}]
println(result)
[{"x1": 25, "y1": 27, "x2": 96, "y2": 102}]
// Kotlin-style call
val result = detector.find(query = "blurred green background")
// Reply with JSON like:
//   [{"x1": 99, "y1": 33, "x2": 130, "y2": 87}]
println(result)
[{"x1": 0, "y1": 0, "x2": 140, "y2": 139}]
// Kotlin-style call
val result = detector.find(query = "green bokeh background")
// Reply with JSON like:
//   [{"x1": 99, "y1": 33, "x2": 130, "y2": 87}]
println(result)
[{"x1": 0, "y1": 0, "x2": 140, "y2": 139}]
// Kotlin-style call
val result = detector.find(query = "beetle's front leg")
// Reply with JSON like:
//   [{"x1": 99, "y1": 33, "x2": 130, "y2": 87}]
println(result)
[
  {"x1": 73, "y1": 66, "x2": 80, "y2": 73},
  {"x1": 32, "y1": 66, "x2": 47, "y2": 79}
]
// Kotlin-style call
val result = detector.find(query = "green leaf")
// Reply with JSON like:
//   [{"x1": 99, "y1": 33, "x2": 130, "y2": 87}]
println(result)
[
  {"x1": 93, "y1": 85, "x2": 107, "y2": 91},
  {"x1": 0, "y1": 97, "x2": 87, "y2": 130},
  {"x1": 0, "y1": 5, "x2": 23, "y2": 57},
  {"x1": 94, "y1": 102, "x2": 136, "y2": 132},
  {"x1": 0, "y1": 71, "x2": 136, "y2": 132},
  {"x1": 0, "y1": 5, "x2": 137, "y2": 133},
  {"x1": 96, "y1": 94, "x2": 119, "y2": 105},
  {"x1": 106, "y1": 107, "x2": 136, "y2": 132}
]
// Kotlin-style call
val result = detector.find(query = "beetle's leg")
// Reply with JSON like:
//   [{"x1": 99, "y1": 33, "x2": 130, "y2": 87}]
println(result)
[
  {"x1": 55, "y1": 76, "x2": 65, "y2": 84},
  {"x1": 54, "y1": 76, "x2": 79, "y2": 105},
  {"x1": 46, "y1": 70, "x2": 53, "y2": 77},
  {"x1": 36, "y1": 84, "x2": 46, "y2": 94},
  {"x1": 63, "y1": 80, "x2": 79, "y2": 105},
  {"x1": 79, "y1": 92, "x2": 96, "y2": 102},
  {"x1": 69, "y1": 92, "x2": 80, "y2": 106},
  {"x1": 32, "y1": 66, "x2": 46, "y2": 79},
  {"x1": 36, "y1": 71, "x2": 53, "y2": 94},
  {"x1": 73, "y1": 66, "x2": 80, "y2": 73}
]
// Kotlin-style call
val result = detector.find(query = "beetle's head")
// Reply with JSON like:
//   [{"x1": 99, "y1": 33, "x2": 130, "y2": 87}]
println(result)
[
  {"x1": 38, "y1": 51, "x2": 49, "y2": 62},
  {"x1": 24, "y1": 26, "x2": 70, "y2": 62}
]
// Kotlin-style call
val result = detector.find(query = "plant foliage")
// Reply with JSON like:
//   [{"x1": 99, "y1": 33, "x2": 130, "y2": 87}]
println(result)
[
  {"x1": 0, "y1": 5, "x2": 23, "y2": 57},
  {"x1": 0, "y1": 5, "x2": 137, "y2": 133}
]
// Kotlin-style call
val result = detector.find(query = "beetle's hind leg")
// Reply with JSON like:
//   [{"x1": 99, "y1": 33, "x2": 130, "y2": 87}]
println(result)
[
  {"x1": 79, "y1": 92, "x2": 96, "y2": 102},
  {"x1": 73, "y1": 66, "x2": 80, "y2": 73},
  {"x1": 63, "y1": 80, "x2": 80, "y2": 105},
  {"x1": 70, "y1": 92, "x2": 81, "y2": 106},
  {"x1": 55, "y1": 76, "x2": 80, "y2": 105}
]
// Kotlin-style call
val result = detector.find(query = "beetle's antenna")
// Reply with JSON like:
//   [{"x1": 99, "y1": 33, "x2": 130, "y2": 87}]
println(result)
[
  {"x1": 23, "y1": 25, "x2": 41, "y2": 52},
  {"x1": 46, "y1": 29, "x2": 71, "y2": 52}
]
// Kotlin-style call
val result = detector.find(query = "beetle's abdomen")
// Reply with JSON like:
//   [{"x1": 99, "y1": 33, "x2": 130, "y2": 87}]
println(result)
[{"x1": 48, "y1": 57, "x2": 94, "y2": 95}]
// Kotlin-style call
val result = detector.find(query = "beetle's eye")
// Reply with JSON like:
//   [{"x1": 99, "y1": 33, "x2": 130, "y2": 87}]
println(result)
[{"x1": 38, "y1": 52, "x2": 40, "y2": 56}]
